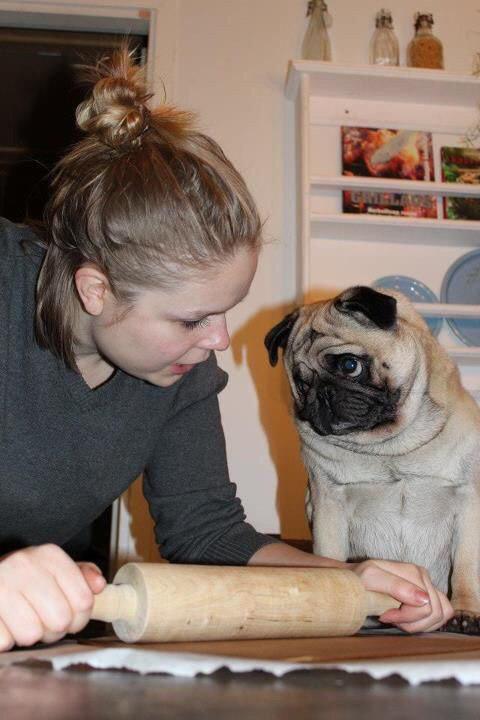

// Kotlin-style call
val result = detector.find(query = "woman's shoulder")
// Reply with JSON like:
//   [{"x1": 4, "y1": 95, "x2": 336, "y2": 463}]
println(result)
[{"x1": 0, "y1": 217, "x2": 45, "y2": 260}]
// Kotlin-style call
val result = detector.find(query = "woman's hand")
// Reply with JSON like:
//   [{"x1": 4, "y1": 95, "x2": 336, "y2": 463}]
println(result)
[
  {"x1": 0, "y1": 544, "x2": 106, "y2": 651},
  {"x1": 350, "y1": 558, "x2": 454, "y2": 633}
]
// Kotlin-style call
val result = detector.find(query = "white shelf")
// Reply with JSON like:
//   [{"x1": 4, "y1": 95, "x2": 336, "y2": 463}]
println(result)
[
  {"x1": 446, "y1": 347, "x2": 480, "y2": 362},
  {"x1": 311, "y1": 213, "x2": 480, "y2": 233},
  {"x1": 311, "y1": 176, "x2": 480, "y2": 198},
  {"x1": 286, "y1": 60, "x2": 480, "y2": 107},
  {"x1": 287, "y1": 60, "x2": 480, "y2": 368},
  {"x1": 414, "y1": 303, "x2": 480, "y2": 319},
  {"x1": 416, "y1": 306, "x2": 480, "y2": 365}
]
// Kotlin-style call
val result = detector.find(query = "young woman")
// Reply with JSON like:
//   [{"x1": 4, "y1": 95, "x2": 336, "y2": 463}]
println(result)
[{"x1": 0, "y1": 49, "x2": 452, "y2": 651}]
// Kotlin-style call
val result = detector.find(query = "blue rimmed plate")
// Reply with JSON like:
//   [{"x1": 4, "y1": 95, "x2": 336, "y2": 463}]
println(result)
[
  {"x1": 440, "y1": 249, "x2": 480, "y2": 346},
  {"x1": 372, "y1": 275, "x2": 442, "y2": 337}
]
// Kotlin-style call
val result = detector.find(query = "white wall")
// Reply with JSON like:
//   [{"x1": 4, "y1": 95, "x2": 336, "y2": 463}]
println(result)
[
  {"x1": 3, "y1": 0, "x2": 480, "y2": 548},
  {"x1": 172, "y1": 0, "x2": 480, "y2": 539}
]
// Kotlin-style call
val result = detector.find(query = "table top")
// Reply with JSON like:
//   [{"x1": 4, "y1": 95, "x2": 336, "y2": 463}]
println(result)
[
  {"x1": 1, "y1": 661, "x2": 480, "y2": 720},
  {"x1": 2, "y1": 633, "x2": 480, "y2": 719}
]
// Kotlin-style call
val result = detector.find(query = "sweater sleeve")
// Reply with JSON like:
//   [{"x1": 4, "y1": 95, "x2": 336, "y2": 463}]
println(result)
[{"x1": 143, "y1": 354, "x2": 279, "y2": 565}]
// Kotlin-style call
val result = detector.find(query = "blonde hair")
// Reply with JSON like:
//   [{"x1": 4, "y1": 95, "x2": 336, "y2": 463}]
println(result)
[{"x1": 36, "y1": 46, "x2": 262, "y2": 369}]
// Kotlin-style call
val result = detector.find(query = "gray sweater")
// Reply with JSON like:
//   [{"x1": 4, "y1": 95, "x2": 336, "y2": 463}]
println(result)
[{"x1": 0, "y1": 217, "x2": 276, "y2": 564}]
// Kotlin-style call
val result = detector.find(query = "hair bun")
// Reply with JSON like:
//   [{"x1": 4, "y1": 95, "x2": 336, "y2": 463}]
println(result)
[{"x1": 76, "y1": 48, "x2": 151, "y2": 150}]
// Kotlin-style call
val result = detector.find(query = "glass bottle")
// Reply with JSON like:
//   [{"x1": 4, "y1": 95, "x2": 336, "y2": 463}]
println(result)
[
  {"x1": 370, "y1": 9, "x2": 399, "y2": 66},
  {"x1": 472, "y1": 51, "x2": 480, "y2": 76},
  {"x1": 407, "y1": 12, "x2": 444, "y2": 69},
  {"x1": 301, "y1": 0, "x2": 332, "y2": 61}
]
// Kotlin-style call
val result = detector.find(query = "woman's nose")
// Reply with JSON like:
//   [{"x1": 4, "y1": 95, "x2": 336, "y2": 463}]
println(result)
[{"x1": 198, "y1": 316, "x2": 230, "y2": 351}]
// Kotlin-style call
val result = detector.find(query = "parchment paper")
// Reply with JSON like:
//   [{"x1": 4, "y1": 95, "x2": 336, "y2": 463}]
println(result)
[
  {"x1": 3, "y1": 633, "x2": 480, "y2": 686},
  {"x1": 35, "y1": 645, "x2": 480, "y2": 686}
]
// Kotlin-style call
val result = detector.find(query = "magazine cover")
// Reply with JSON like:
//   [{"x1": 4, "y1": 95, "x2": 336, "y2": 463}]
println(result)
[
  {"x1": 441, "y1": 147, "x2": 480, "y2": 221},
  {"x1": 341, "y1": 126, "x2": 437, "y2": 218}
]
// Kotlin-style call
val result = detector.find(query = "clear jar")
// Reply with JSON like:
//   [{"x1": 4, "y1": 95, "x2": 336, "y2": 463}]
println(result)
[
  {"x1": 407, "y1": 12, "x2": 444, "y2": 69},
  {"x1": 301, "y1": 0, "x2": 332, "y2": 61},
  {"x1": 370, "y1": 9, "x2": 399, "y2": 66}
]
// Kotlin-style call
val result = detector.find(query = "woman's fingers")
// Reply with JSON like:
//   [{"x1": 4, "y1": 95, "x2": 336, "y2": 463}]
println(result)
[
  {"x1": 384, "y1": 569, "x2": 453, "y2": 632},
  {"x1": 0, "y1": 547, "x2": 72, "y2": 644},
  {"x1": 77, "y1": 562, "x2": 107, "y2": 594},
  {"x1": 18, "y1": 546, "x2": 92, "y2": 636},
  {"x1": 0, "y1": 592, "x2": 44, "y2": 647},
  {"x1": 0, "y1": 617, "x2": 14, "y2": 652},
  {"x1": 21, "y1": 575, "x2": 76, "y2": 635},
  {"x1": 353, "y1": 559, "x2": 454, "y2": 633},
  {"x1": 47, "y1": 556, "x2": 100, "y2": 636},
  {"x1": 0, "y1": 544, "x2": 101, "y2": 649},
  {"x1": 380, "y1": 603, "x2": 432, "y2": 625},
  {"x1": 41, "y1": 630, "x2": 69, "y2": 646},
  {"x1": 355, "y1": 560, "x2": 430, "y2": 606}
]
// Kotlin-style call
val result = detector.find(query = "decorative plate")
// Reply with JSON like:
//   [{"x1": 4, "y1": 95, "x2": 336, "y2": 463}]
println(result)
[{"x1": 440, "y1": 249, "x2": 480, "y2": 346}]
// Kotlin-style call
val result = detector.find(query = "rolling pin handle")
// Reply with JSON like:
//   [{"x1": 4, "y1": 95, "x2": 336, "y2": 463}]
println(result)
[
  {"x1": 364, "y1": 590, "x2": 401, "y2": 617},
  {"x1": 91, "y1": 583, "x2": 138, "y2": 624}
]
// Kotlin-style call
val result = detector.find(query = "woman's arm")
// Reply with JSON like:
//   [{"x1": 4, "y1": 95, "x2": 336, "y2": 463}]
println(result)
[
  {"x1": 143, "y1": 356, "x2": 279, "y2": 565},
  {"x1": 248, "y1": 541, "x2": 347, "y2": 568}
]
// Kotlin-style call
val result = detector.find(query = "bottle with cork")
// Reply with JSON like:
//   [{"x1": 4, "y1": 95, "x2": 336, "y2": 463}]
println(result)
[
  {"x1": 370, "y1": 9, "x2": 399, "y2": 66},
  {"x1": 301, "y1": 0, "x2": 332, "y2": 61},
  {"x1": 407, "y1": 12, "x2": 444, "y2": 69}
]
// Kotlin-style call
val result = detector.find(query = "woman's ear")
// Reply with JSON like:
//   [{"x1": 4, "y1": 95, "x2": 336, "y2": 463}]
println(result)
[{"x1": 74, "y1": 264, "x2": 110, "y2": 316}]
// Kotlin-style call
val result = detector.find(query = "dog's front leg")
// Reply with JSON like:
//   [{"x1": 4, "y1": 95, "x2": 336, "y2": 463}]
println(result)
[
  {"x1": 445, "y1": 484, "x2": 480, "y2": 635},
  {"x1": 307, "y1": 477, "x2": 349, "y2": 561}
]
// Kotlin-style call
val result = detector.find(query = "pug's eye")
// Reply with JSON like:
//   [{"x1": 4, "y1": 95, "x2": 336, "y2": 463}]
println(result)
[{"x1": 338, "y1": 355, "x2": 362, "y2": 377}]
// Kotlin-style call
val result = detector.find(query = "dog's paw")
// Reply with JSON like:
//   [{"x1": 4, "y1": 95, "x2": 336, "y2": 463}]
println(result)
[{"x1": 441, "y1": 611, "x2": 480, "y2": 635}]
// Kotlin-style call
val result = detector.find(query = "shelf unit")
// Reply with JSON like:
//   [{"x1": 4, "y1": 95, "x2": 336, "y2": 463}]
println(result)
[
  {"x1": 311, "y1": 213, "x2": 480, "y2": 234},
  {"x1": 285, "y1": 61, "x2": 480, "y2": 379},
  {"x1": 311, "y1": 176, "x2": 480, "y2": 197},
  {"x1": 285, "y1": 61, "x2": 480, "y2": 107}
]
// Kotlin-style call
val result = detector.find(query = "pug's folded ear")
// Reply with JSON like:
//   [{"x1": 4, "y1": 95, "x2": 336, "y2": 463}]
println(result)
[
  {"x1": 334, "y1": 286, "x2": 397, "y2": 331},
  {"x1": 264, "y1": 310, "x2": 299, "y2": 366}
]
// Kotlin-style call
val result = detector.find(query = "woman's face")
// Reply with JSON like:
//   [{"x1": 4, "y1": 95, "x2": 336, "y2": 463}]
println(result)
[{"x1": 86, "y1": 246, "x2": 259, "y2": 387}]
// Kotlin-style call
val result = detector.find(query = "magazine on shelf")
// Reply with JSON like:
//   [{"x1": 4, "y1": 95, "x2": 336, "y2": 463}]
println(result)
[
  {"x1": 441, "y1": 147, "x2": 480, "y2": 221},
  {"x1": 341, "y1": 126, "x2": 437, "y2": 218}
]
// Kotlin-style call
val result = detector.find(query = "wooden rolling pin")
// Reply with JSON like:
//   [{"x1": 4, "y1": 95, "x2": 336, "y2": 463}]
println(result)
[{"x1": 91, "y1": 563, "x2": 401, "y2": 643}]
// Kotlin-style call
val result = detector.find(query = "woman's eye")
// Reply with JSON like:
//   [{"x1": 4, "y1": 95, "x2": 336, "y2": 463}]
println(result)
[
  {"x1": 182, "y1": 317, "x2": 211, "y2": 331},
  {"x1": 338, "y1": 355, "x2": 362, "y2": 377}
]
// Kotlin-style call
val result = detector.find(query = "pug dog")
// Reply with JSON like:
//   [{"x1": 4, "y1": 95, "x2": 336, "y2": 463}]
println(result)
[{"x1": 265, "y1": 286, "x2": 480, "y2": 633}]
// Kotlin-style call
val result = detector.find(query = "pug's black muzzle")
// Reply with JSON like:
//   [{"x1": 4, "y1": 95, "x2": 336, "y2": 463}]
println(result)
[{"x1": 293, "y1": 366, "x2": 400, "y2": 436}]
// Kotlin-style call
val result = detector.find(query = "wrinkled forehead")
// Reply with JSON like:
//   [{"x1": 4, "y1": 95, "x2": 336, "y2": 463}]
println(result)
[{"x1": 290, "y1": 295, "x2": 415, "y2": 362}]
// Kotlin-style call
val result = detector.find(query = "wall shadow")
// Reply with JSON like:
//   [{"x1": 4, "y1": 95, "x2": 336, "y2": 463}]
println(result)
[{"x1": 231, "y1": 303, "x2": 311, "y2": 541}]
